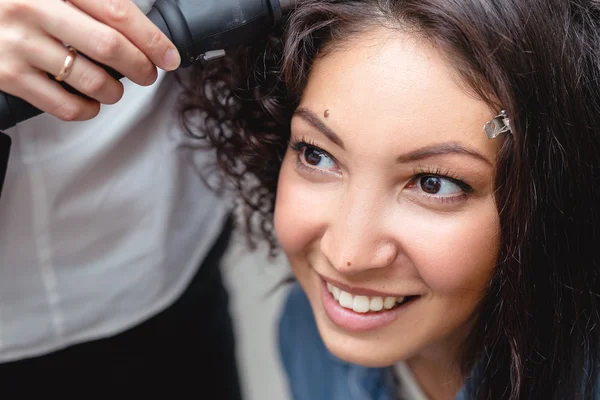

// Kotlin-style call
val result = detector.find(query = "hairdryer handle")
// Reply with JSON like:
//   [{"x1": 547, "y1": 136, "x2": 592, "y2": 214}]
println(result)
[
  {"x1": 0, "y1": 62, "x2": 125, "y2": 130},
  {"x1": 0, "y1": 93, "x2": 40, "y2": 131},
  {"x1": 0, "y1": 131, "x2": 10, "y2": 197}
]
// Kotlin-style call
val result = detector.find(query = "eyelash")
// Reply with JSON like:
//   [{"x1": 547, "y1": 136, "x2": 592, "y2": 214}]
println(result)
[
  {"x1": 289, "y1": 137, "x2": 320, "y2": 155},
  {"x1": 410, "y1": 167, "x2": 474, "y2": 204},
  {"x1": 288, "y1": 137, "x2": 475, "y2": 204},
  {"x1": 289, "y1": 137, "x2": 341, "y2": 176}
]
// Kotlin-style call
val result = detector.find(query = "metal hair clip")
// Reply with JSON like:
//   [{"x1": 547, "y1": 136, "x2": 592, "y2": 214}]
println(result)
[{"x1": 484, "y1": 110, "x2": 511, "y2": 139}]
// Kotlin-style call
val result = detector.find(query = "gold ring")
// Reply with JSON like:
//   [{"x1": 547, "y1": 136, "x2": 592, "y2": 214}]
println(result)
[{"x1": 54, "y1": 45, "x2": 77, "y2": 82}]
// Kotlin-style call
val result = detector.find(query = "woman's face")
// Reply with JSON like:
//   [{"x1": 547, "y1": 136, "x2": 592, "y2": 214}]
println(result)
[{"x1": 274, "y1": 28, "x2": 502, "y2": 367}]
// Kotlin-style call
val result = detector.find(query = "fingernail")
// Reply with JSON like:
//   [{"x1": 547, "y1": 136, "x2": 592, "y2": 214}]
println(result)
[
  {"x1": 108, "y1": 0, "x2": 126, "y2": 18},
  {"x1": 164, "y1": 48, "x2": 181, "y2": 71},
  {"x1": 146, "y1": 67, "x2": 158, "y2": 85}
]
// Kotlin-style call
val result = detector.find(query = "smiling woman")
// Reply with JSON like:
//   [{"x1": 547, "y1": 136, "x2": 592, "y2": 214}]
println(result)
[
  {"x1": 179, "y1": 0, "x2": 600, "y2": 399},
  {"x1": 274, "y1": 31, "x2": 502, "y2": 377}
]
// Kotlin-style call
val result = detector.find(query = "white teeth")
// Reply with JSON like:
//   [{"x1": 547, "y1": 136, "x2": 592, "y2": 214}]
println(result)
[
  {"x1": 326, "y1": 282, "x2": 408, "y2": 313},
  {"x1": 369, "y1": 297, "x2": 383, "y2": 311},
  {"x1": 384, "y1": 297, "x2": 396, "y2": 309},
  {"x1": 352, "y1": 296, "x2": 370, "y2": 313},
  {"x1": 339, "y1": 291, "x2": 353, "y2": 308}
]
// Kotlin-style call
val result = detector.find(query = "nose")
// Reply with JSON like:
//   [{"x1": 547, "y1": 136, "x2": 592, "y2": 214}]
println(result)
[{"x1": 320, "y1": 192, "x2": 400, "y2": 275}]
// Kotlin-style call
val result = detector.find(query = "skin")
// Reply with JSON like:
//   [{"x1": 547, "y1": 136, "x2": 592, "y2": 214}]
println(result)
[{"x1": 274, "y1": 27, "x2": 503, "y2": 400}]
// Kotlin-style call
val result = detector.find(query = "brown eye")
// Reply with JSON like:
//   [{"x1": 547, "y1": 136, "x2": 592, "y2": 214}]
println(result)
[
  {"x1": 300, "y1": 146, "x2": 337, "y2": 169},
  {"x1": 420, "y1": 176, "x2": 442, "y2": 194},
  {"x1": 416, "y1": 175, "x2": 464, "y2": 196},
  {"x1": 304, "y1": 147, "x2": 324, "y2": 166}
]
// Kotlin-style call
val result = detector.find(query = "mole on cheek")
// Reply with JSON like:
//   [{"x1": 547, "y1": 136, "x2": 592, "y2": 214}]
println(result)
[
  {"x1": 324, "y1": 109, "x2": 330, "y2": 118},
  {"x1": 346, "y1": 261, "x2": 351, "y2": 267}
]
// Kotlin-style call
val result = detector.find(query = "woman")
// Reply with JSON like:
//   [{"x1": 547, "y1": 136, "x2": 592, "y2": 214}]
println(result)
[{"x1": 181, "y1": 0, "x2": 600, "y2": 398}]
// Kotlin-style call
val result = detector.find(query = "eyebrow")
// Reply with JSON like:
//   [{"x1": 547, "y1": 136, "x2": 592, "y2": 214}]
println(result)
[
  {"x1": 294, "y1": 107, "x2": 345, "y2": 148},
  {"x1": 294, "y1": 106, "x2": 492, "y2": 166},
  {"x1": 396, "y1": 142, "x2": 493, "y2": 166}
]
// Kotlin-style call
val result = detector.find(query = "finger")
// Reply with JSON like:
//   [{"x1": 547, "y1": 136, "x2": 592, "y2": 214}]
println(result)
[
  {"x1": 70, "y1": 0, "x2": 181, "y2": 71},
  {"x1": 37, "y1": 1, "x2": 158, "y2": 86},
  {"x1": 3, "y1": 68, "x2": 101, "y2": 122},
  {"x1": 26, "y1": 35, "x2": 125, "y2": 105}
]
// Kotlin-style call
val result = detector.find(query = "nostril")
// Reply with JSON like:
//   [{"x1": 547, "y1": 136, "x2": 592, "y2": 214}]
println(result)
[
  {"x1": 371, "y1": 242, "x2": 399, "y2": 268},
  {"x1": 320, "y1": 229, "x2": 398, "y2": 271}
]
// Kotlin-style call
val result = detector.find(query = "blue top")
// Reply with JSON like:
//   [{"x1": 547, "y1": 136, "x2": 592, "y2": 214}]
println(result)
[
  {"x1": 277, "y1": 283, "x2": 598, "y2": 400},
  {"x1": 278, "y1": 284, "x2": 468, "y2": 400}
]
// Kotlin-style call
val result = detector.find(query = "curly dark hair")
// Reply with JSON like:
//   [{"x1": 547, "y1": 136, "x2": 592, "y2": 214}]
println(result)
[
  {"x1": 177, "y1": 35, "x2": 291, "y2": 255},
  {"x1": 177, "y1": 0, "x2": 600, "y2": 398}
]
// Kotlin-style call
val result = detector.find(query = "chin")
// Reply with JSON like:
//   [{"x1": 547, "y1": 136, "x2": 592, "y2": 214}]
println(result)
[
  {"x1": 323, "y1": 334, "x2": 407, "y2": 367},
  {"x1": 314, "y1": 315, "x2": 413, "y2": 368}
]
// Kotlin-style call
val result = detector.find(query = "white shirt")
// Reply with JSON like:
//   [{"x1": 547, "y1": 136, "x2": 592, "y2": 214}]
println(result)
[
  {"x1": 395, "y1": 362, "x2": 430, "y2": 400},
  {"x1": 0, "y1": 0, "x2": 229, "y2": 362}
]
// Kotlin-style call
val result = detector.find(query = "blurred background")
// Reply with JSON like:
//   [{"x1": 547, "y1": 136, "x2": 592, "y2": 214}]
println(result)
[{"x1": 222, "y1": 230, "x2": 293, "y2": 400}]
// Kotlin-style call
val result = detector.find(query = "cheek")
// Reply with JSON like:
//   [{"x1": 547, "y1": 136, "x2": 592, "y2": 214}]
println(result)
[
  {"x1": 274, "y1": 155, "x2": 330, "y2": 257},
  {"x1": 400, "y1": 203, "x2": 500, "y2": 294}
]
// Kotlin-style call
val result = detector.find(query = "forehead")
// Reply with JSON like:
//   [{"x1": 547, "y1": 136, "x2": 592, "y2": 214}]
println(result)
[{"x1": 298, "y1": 27, "x2": 501, "y2": 160}]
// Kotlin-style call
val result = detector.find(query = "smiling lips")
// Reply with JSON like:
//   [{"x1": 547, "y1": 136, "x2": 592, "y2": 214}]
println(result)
[{"x1": 326, "y1": 281, "x2": 408, "y2": 313}]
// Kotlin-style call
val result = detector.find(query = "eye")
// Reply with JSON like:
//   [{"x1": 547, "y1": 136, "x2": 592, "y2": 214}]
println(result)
[
  {"x1": 300, "y1": 145, "x2": 337, "y2": 170},
  {"x1": 289, "y1": 138, "x2": 341, "y2": 177},
  {"x1": 405, "y1": 170, "x2": 473, "y2": 205},
  {"x1": 417, "y1": 175, "x2": 463, "y2": 196}
]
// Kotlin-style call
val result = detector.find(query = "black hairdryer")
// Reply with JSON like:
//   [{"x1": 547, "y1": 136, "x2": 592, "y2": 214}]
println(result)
[
  {"x1": 0, "y1": 0, "x2": 295, "y2": 200},
  {"x1": 0, "y1": 0, "x2": 295, "y2": 131}
]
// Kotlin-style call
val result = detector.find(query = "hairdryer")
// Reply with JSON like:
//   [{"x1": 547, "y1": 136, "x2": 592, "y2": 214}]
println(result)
[
  {"x1": 0, "y1": 0, "x2": 295, "y2": 130},
  {"x1": 0, "y1": 0, "x2": 296, "y2": 200}
]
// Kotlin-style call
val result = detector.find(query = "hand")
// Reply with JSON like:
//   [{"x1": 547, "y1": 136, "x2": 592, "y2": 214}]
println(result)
[{"x1": 0, "y1": 0, "x2": 181, "y2": 122}]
